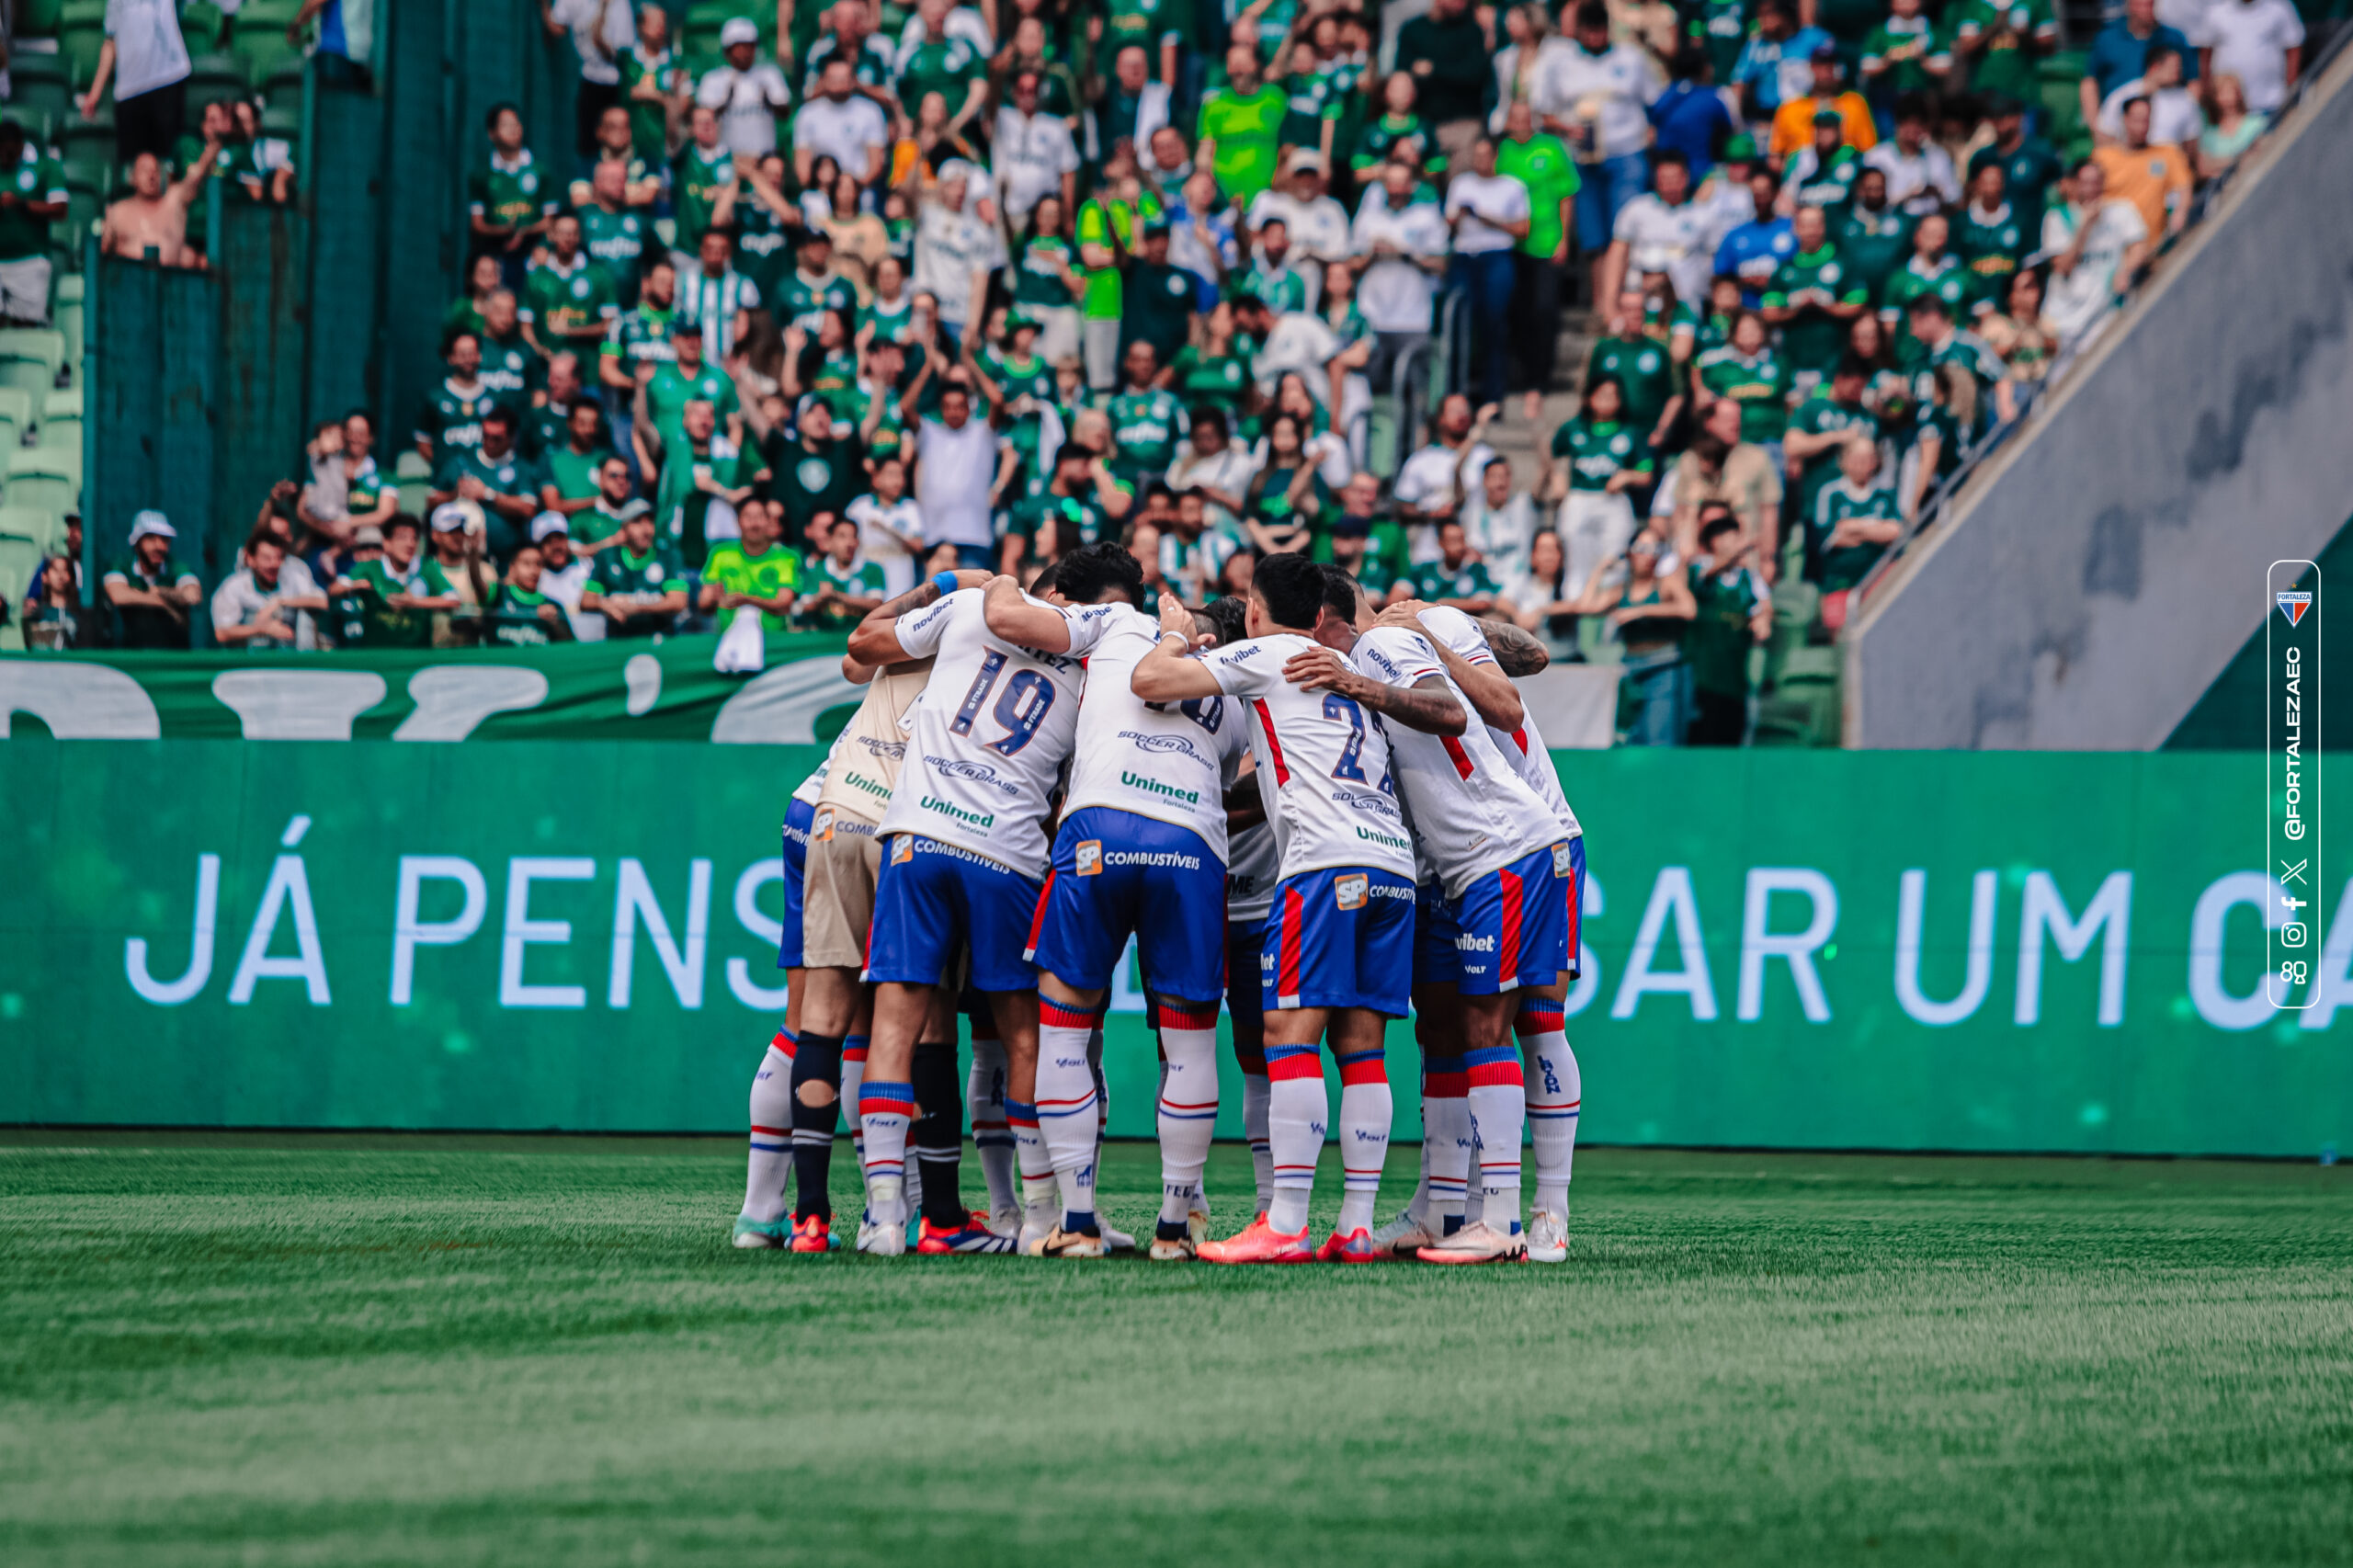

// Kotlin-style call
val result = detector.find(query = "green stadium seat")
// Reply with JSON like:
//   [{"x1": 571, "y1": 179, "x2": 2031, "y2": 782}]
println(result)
[
  {"x1": 0, "y1": 532, "x2": 40, "y2": 648},
  {"x1": 186, "y1": 52, "x2": 251, "y2": 114},
  {"x1": 0, "y1": 387, "x2": 36, "y2": 433},
  {"x1": 6, "y1": 449, "x2": 77, "y2": 517},
  {"x1": 0, "y1": 329, "x2": 66, "y2": 400},
  {"x1": 262, "y1": 62, "x2": 306, "y2": 118},
  {"x1": 0, "y1": 415, "x2": 21, "y2": 456},
  {"x1": 230, "y1": 16, "x2": 306, "y2": 85},
  {"x1": 59, "y1": 0, "x2": 107, "y2": 85},
  {"x1": 40, "y1": 389, "x2": 82, "y2": 455},
  {"x1": 178, "y1": 0, "x2": 232, "y2": 52},
  {"x1": 260, "y1": 103, "x2": 302, "y2": 141},
  {"x1": 0, "y1": 503, "x2": 64, "y2": 552}
]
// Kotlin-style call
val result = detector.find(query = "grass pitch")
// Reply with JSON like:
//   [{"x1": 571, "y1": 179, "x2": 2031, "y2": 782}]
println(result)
[{"x1": 1, "y1": 1134, "x2": 2348, "y2": 1567}]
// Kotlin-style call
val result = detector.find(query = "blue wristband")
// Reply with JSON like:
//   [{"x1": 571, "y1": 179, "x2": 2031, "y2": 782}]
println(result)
[{"x1": 931, "y1": 571, "x2": 961, "y2": 597}]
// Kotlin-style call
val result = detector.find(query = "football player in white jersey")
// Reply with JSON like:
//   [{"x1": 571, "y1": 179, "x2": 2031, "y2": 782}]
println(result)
[
  {"x1": 981, "y1": 575, "x2": 1251, "y2": 1257},
  {"x1": 1132, "y1": 552, "x2": 1468, "y2": 1264},
  {"x1": 1198, "y1": 593, "x2": 1281, "y2": 1221},
  {"x1": 1377, "y1": 599, "x2": 1586, "y2": 1262},
  {"x1": 731, "y1": 752, "x2": 833, "y2": 1248},
  {"x1": 843, "y1": 551, "x2": 1140, "y2": 1256},
  {"x1": 1322, "y1": 573, "x2": 1574, "y2": 1263}
]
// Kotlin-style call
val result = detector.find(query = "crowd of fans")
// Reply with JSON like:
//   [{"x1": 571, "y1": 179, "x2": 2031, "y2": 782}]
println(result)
[{"x1": 9, "y1": 0, "x2": 2326, "y2": 742}]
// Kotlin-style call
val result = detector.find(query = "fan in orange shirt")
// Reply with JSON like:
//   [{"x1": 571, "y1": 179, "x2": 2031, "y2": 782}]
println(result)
[
  {"x1": 1768, "y1": 45, "x2": 1881, "y2": 158},
  {"x1": 2091, "y1": 97, "x2": 2194, "y2": 238}
]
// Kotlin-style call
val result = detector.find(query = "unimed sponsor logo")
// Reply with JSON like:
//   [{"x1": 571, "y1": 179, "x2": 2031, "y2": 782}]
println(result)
[
  {"x1": 1121, "y1": 770, "x2": 1200, "y2": 805},
  {"x1": 921, "y1": 795, "x2": 995, "y2": 827},
  {"x1": 1355, "y1": 825, "x2": 1411, "y2": 852}
]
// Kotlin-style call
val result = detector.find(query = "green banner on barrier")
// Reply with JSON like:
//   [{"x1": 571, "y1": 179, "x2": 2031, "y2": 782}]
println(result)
[
  {"x1": 0, "y1": 635, "x2": 860, "y2": 743},
  {"x1": 0, "y1": 744, "x2": 2345, "y2": 1157}
]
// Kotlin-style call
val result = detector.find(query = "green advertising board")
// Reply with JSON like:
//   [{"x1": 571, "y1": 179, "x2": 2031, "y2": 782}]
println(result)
[{"x1": 0, "y1": 743, "x2": 2345, "y2": 1157}]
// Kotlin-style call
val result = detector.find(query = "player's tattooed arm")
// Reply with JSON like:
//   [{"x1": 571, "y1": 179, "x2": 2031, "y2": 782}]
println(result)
[
  {"x1": 981, "y1": 572, "x2": 1074, "y2": 653},
  {"x1": 847, "y1": 568, "x2": 992, "y2": 663},
  {"x1": 1282, "y1": 646, "x2": 1467, "y2": 735},
  {"x1": 1376, "y1": 603, "x2": 1528, "y2": 732},
  {"x1": 1476, "y1": 619, "x2": 1550, "y2": 677}
]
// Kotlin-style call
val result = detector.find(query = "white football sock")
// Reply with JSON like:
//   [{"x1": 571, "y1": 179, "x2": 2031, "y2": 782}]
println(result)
[
  {"x1": 968, "y1": 1034, "x2": 1017, "y2": 1215},
  {"x1": 1466, "y1": 1041, "x2": 1525, "y2": 1233},
  {"x1": 1336, "y1": 1045, "x2": 1392, "y2": 1234},
  {"x1": 743, "y1": 1032, "x2": 797, "y2": 1222},
  {"x1": 857, "y1": 1078, "x2": 913, "y2": 1225},
  {"x1": 1265, "y1": 1044, "x2": 1327, "y2": 1235},
  {"x1": 1038, "y1": 998, "x2": 1103, "y2": 1228},
  {"x1": 1518, "y1": 1002, "x2": 1580, "y2": 1215},
  {"x1": 1156, "y1": 1000, "x2": 1221, "y2": 1225}
]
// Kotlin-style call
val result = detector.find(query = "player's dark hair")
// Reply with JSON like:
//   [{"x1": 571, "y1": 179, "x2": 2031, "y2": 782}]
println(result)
[
  {"x1": 1055, "y1": 540, "x2": 1145, "y2": 606},
  {"x1": 1200, "y1": 594, "x2": 1250, "y2": 648},
  {"x1": 1252, "y1": 551, "x2": 1326, "y2": 631},
  {"x1": 1835, "y1": 352, "x2": 1870, "y2": 383},
  {"x1": 1697, "y1": 506, "x2": 1741, "y2": 549},
  {"x1": 1029, "y1": 561, "x2": 1062, "y2": 597},
  {"x1": 1316, "y1": 562, "x2": 1362, "y2": 626}
]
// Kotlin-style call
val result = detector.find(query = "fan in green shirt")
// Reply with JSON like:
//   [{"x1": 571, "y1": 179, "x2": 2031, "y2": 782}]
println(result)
[
  {"x1": 1760, "y1": 213, "x2": 1870, "y2": 381},
  {"x1": 416, "y1": 356, "x2": 502, "y2": 470},
  {"x1": 1409, "y1": 525, "x2": 1502, "y2": 612},
  {"x1": 0, "y1": 133, "x2": 67, "y2": 263},
  {"x1": 619, "y1": 38, "x2": 681, "y2": 164},
  {"x1": 1811, "y1": 462, "x2": 1903, "y2": 592},
  {"x1": 1495, "y1": 119, "x2": 1579, "y2": 260},
  {"x1": 1685, "y1": 529, "x2": 1771, "y2": 703},
  {"x1": 896, "y1": 33, "x2": 988, "y2": 120},
  {"x1": 484, "y1": 545, "x2": 574, "y2": 646},
  {"x1": 654, "y1": 403, "x2": 767, "y2": 569},
  {"x1": 1014, "y1": 231, "x2": 1086, "y2": 317},
  {"x1": 1119, "y1": 227, "x2": 1198, "y2": 369},
  {"x1": 1074, "y1": 185, "x2": 1164, "y2": 323},
  {"x1": 583, "y1": 514, "x2": 691, "y2": 638},
  {"x1": 519, "y1": 236, "x2": 619, "y2": 354},
  {"x1": 1835, "y1": 185, "x2": 1914, "y2": 304},
  {"x1": 1695, "y1": 325, "x2": 1791, "y2": 445},
  {"x1": 1552, "y1": 403, "x2": 1655, "y2": 494},
  {"x1": 699, "y1": 510, "x2": 803, "y2": 633},
  {"x1": 1005, "y1": 463, "x2": 1135, "y2": 569},
  {"x1": 1167, "y1": 340, "x2": 1253, "y2": 420},
  {"x1": 1948, "y1": 0, "x2": 2056, "y2": 104},
  {"x1": 670, "y1": 118, "x2": 738, "y2": 254},
  {"x1": 793, "y1": 518, "x2": 887, "y2": 630},
  {"x1": 1785, "y1": 136, "x2": 1863, "y2": 223},
  {"x1": 1955, "y1": 166, "x2": 2029, "y2": 308},
  {"x1": 1859, "y1": 6, "x2": 1951, "y2": 98},
  {"x1": 760, "y1": 404, "x2": 865, "y2": 550},
  {"x1": 1105, "y1": 359, "x2": 1188, "y2": 487},
  {"x1": 337, "y1": 521, "x2": 460, "y2": 650},
  {"x1": 776, "y1": 256, "x2": 860, "y2": 335},
  {"x1": 1196, "y1": 60, "x2": 1287, "y2": 204},
  {"x1": 972, "y1": 324, "x2": 1059, "y2": 495},
  {"x1": 540, "y1": 403, "x2": 619, "y2": 507},
  {"x1": 1584, "y1": 316, "x2": 1677, "y2": 439},
  {"x1": 1879, "y1": 222, "x2": 1975, "y2": 368},
  {"x1": 641, "y1": 334, "x2": 741, "y2": 441},
  {"x1": 1352, "y1": 74, "x2": 1445, "y2": 177},
  {"x1": 429, "y1": 414, "x2": 546, "y2": 563}
]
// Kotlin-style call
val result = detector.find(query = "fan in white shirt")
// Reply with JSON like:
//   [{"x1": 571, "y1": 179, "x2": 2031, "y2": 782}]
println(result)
[
  {"x1": 1248, "y1": 160, "x2": 1354, "y2": 263},
  {"x1": 1863, "y1": 122, "x2": 1961, "y2": 217},
  {"x1": 2190, "y1": 0, "x2": 2304, "y2": 111},
  {"x1": 697, "y1": 21, "x2": 795, "y2": 156},
  {"x1": 793, "y1": 62, "x2": 892, "y2": 183}
]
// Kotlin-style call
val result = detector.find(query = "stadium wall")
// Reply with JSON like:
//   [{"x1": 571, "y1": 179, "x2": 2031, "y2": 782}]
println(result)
[
  {"x1": 1846, "y1": 49, "x2": 2353, "y2": 749},
  {"x1": 1, "y1": 744, "x2": 2345, "y2": 1159}
]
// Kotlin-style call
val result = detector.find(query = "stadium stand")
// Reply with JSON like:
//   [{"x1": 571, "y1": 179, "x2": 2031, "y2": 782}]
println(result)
[{"x1": 1, "y1": 0, "x2": 2342, "y2": 744}]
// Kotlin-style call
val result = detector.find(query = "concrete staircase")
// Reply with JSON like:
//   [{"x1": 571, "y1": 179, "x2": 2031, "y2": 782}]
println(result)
[{"x1": 1472, "y1": 306, "x2": 1600, "y2": 483}]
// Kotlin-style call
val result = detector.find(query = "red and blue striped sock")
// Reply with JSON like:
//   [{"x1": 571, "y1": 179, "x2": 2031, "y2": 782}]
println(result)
[
  {"x1": 1336, "y1": 1045, "x2": 1392, "y2": 1233},
  {"x1": 1517, "y1": 1000, "x2": 1579, "y2": 1215},
  {"x1": 743, "y1": 1028, "x2": 797, "y2": 1223},
  {"x1": 1265, "y1": 1041, "x2": 1326, "y2": 1235},
  {"x1": 1466, "y1": 1041, "x2": 1525, "y2": 1233},
  {"x1": 1155, "y1": 999, "x2": 1222, "y2": 1225},
  {"x1": 1038, "y1": 995, "x2": 1104, "y2": 1231},
  {"x1": 858, "y1": 1078, "x2": 915, "y2": 1225}
]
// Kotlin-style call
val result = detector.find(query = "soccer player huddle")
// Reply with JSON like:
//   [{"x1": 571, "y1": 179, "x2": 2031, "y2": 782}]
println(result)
[{"x1": 733, "y1": 541, "x2": 1586, "y2": 1265}]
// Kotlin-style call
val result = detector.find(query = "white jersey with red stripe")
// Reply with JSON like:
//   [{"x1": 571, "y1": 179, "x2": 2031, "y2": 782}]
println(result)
[
  {"x1": 878, "y1": 586, "x2": 1091, "y2": 877},
  {"x1": 1414, "y1": 604, "x2": 1584, "y2": 840},
  {"x1": 1203, "y1": 632, "x2": 1415, "y2": 884},
  {"x1": 1350, "y1": 624, "x2": 1563, "y2": 900},
  {"x1": 1057, "y1": 603, "x2": 1246, "y2": 860}
]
